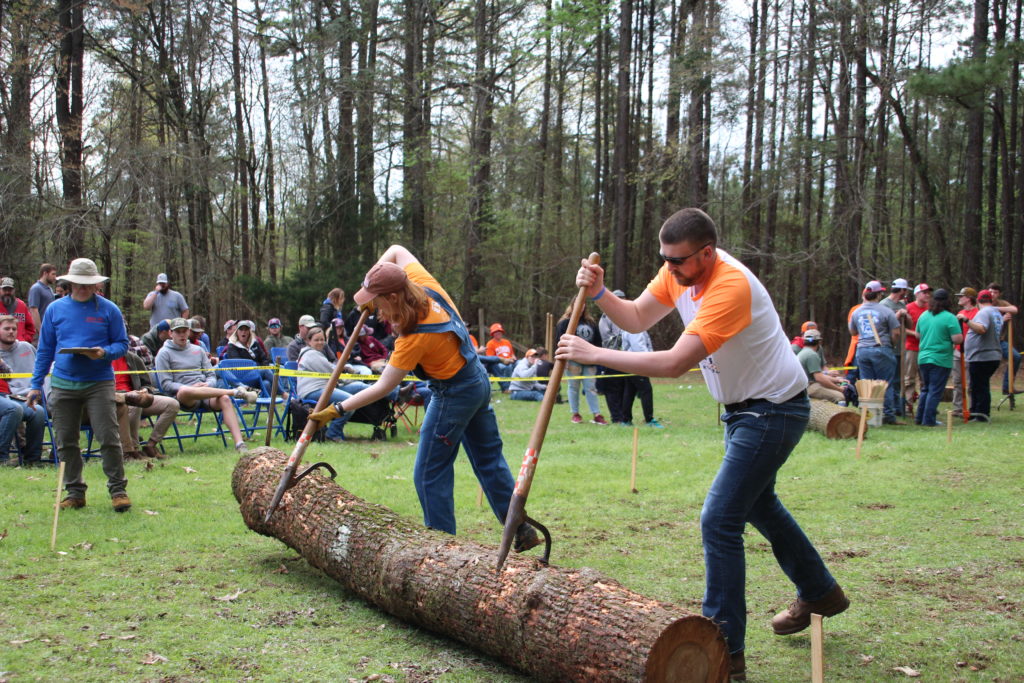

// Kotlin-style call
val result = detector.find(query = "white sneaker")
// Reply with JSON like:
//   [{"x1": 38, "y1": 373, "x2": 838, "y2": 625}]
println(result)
[{"x1": 233, "y1": 387, "x2": 258, "y2": 404}]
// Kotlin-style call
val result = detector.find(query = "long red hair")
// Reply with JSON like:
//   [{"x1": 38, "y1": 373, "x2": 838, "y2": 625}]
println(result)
[{"x1": 380, "y1": 281, "x2": 430, "y2": 335}]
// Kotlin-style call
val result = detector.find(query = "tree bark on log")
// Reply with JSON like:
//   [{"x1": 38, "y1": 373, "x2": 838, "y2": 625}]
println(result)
[
  {"x1": 808, "y1": 398, "x2": 866, "y2": 439},
  {"x1": 233, "y1": 448, "x2": 729, "y2": 682}
]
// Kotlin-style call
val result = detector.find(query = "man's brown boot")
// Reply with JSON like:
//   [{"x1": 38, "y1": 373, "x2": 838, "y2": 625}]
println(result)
[
  {"x1": 124, "y1": 391, "x2": 154, "y2": 408},
  {"x1": 111, "y1": 494, "x2": 132, "y2": 512},
  {"x1": 729, "y1": 651, "x2": 746, "y2": 681},
  {"x1": 59, "y1": 497, "x2": 86, "y2": 510},
  {"x1": 142, "y1": 441, "x2": 164, "y2": 459},
  {"x1": 772, "y1": 583, "x2": 849, "y2": 635}
]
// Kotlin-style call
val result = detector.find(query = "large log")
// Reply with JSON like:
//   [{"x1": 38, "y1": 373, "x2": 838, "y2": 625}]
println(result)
[
  {"x1": 233, "y1": 448, "x2": 728, "y2": 682},
  {"x1": 808, "y1": 398, "x2": 866, "y2": 439}
]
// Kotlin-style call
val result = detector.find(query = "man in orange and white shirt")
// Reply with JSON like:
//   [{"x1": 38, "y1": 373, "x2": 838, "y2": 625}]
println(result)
[{"x1": 555, "y1": 208, "x2": 847, "y2": 679}]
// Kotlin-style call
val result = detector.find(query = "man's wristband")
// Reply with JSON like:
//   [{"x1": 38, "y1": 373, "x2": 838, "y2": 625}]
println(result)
[{"x1": 590, "y1": 286, "x2": 607, "y2": 302}]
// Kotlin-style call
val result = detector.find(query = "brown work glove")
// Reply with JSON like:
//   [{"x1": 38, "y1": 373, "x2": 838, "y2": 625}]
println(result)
[{"x1": 308, "y1": 403, "x2": 342, "y2": 427}]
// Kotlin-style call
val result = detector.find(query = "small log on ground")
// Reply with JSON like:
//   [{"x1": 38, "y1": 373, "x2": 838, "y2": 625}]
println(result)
[
  {"x1": 233, "y1": 448, "x2": 728, "y2": 682},
  {"x1": 808, "y1": 398, "x2": 866, "y2": 439}
]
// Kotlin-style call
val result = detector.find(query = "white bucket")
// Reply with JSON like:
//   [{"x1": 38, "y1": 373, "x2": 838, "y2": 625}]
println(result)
[{"x1": 861, "y1": 397, "x2": 884, "y2": 427}]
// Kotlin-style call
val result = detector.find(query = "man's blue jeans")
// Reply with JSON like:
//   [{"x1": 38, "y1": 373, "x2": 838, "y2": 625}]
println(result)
[
  {"x1": 1002, "y1": 341, "x2": 1021, "y2": 393},
  {"x1": 510, "y1": 389, "x2": 544, "y2": 401},
  {"x1": 915, "y1": 363, "x2": 950, "y2": 426},
  {"x1": 415, "y1": 361, "x2": 516, "y2": 534},
  {"x1": 0, "y1": 396, "x2": 46, "y2": 463},
  {"x1": 702, "y1": 394, "x2": 836, "y2": 654},
  {"x1": 856, "y1": 346, "x2": 898, "y2": 419}
]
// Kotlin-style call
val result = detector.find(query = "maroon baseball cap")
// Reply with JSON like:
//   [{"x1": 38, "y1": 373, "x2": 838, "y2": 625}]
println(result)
[{"x1": 353, "y1": 262, "x2": 408, "y2": 306}]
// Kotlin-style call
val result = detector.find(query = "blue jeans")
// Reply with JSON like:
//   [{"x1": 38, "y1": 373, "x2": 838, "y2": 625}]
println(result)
[
  {"x1": 856, "y1": 346, "x2": 897, "y2": 419},
  {"x1": 703, "y1": 394, "x2": 835, "y2": 654},
  {"x1": 415, "y1": 361, "x2": 516, "y2": 534},
  {"x1": 1002, "y1": 341, "x2": 1020, "y2": 393},
  {"x1": 0, "y1": 396, "x2": 46, "y2": 463},
  {"x1": 567, "y1": 362, "x2": 599, "y2": 415},
  {"x1": 303, "y1": 389, "x2": 353, "y2": 440},
  {"x1": 915, "y1": 363, "x2": 950, "y2": 426},
  {"x1": 510, "y1": 389, "x2": 544, "y2": 401}
]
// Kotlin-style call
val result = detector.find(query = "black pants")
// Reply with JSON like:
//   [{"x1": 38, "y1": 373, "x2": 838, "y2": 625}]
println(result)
[
  {"x1": 596, "y1": 372, "x2": 627, "y2": 423},
  {"x1": 968, "y1": 359, "x2": 999, "y2": 417},
  {"x1": 623, "y1": 375, "x2": 653, "y2": 424}
]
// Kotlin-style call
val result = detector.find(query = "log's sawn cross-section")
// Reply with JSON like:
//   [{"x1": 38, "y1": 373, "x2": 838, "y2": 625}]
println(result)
[{"x1": 233, "y1": 448, "x2": 730, "y2": 682}]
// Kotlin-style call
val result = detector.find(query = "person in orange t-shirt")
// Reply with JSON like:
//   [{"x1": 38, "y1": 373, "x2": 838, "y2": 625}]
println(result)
[
  {"x1": 309, "y1": 245, "x2": 541, "y2": 550},
  {"x1": 480, "y1": 322, "x2": 516, "y2": 385}
]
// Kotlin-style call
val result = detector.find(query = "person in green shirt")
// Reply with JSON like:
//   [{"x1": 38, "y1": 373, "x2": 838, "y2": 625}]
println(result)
[{"x1": 914, "y1": 289, "x2": 963, "y2": 426}]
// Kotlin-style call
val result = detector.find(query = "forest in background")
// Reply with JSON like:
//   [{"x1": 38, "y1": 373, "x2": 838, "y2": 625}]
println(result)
[{"x1": 1, "y1": 0, "x2": 1021, "y2": 349}]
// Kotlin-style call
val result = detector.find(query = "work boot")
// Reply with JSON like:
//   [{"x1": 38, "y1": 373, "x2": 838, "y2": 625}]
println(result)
[
  {"x1": 729, "y1": 651, "x2": 746, "y2": 681},
  {"x1": 111, "y1": 494, "x2": 132, "y2": 512},
  {"x1": 514, "y1": 522, "x2": 543, "y2": 553},
  {"x1": 772, "y1": 584, "x2": 849, "y2": 635},
  {"x1": 59, "y1": 497, "x2": 86, "y2": 510},
  {"x1": 141, "y1": 441, "x2": 164, "y2": 460}
]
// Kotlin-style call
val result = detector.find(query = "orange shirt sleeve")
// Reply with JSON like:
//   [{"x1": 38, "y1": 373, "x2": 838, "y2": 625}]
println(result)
[{"x1": 683, "y1": 263, "x2": 752, "y2": 355}]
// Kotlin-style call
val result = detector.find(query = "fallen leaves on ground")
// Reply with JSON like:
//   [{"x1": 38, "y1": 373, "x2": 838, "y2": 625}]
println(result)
[
  {"x1": 183, "y1": 466, "x2": 197, "y2": 473},
  {"x1": 858, "y1": 654, "x2": 874, "y2": 665},
  {"x1": 144, "y1": 510, "x2": 158, "y2": 515},
  {"x1": 212, "y1": 590, "x2": 246, "y2": 602},
  {"x1": 0, "y1": 529, "x2": 7, "y2": 541},
  {"x1": 141, "y1": 652, "x2": 168, "y2": 665},
  {"x1": 892, "y1": 665, "x2": 921, "y2": 677}
]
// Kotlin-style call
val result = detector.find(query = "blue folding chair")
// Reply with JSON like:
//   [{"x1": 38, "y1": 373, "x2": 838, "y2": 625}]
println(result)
[
  {"x1": 270, "y1": 346, "x2": 289, "y2": 364},
  {"x1": 217, "y1": 358, "x2": 285, "y2": 438}
]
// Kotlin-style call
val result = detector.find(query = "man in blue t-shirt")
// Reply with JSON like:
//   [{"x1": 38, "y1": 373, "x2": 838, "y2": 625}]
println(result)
[
  {"x1": 27, "y1": 258, "x2": 132, "y2": 513},
  {"x1": 27, "y1": 263, "x2": 57, "y2": 343},
  {"x1": 143, "y1": 272, "x2": 189, "y2": 329}
]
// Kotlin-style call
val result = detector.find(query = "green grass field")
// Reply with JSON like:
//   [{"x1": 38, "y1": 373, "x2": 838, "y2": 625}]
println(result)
[{"x1": 2, "y1": 379, "x2": 1023, "y2": 681}]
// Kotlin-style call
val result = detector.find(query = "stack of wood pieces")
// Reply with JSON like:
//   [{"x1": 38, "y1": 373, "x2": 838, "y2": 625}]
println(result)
[
  {"x1": 855, "y1": 379, "x2": 888, "y2": 400},
  {"x1": 233, "y1": 447, "x2": 730, "y2": 683},
  {"x1": 808, "y1": 399, "x2": 866, "y2": 439}
]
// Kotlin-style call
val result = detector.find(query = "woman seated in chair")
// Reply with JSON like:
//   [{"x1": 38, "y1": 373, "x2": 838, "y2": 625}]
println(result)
[
  {"x1": 296, "y1": 325, "x2": 370, "y2": 442},
  {"x1": 327, "y1": 318, "x2": 372, "y2": 375},
  {"x1": 221, "y1": 320, "x2": 274, "y2": 389}
]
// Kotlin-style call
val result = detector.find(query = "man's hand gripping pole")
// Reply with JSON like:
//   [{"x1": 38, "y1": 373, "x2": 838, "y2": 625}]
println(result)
[
  {"x1": 495, "y1": 253, "x2": 600, "y2": 572},
  {"x1": 263, "y1": 307, "x2": 372, "y2": 523}
]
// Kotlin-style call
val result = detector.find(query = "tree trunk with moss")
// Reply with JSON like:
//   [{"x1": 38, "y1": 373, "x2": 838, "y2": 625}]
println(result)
[{"x1": 233, "y1": 448, "x2": 729, "y2": 683}]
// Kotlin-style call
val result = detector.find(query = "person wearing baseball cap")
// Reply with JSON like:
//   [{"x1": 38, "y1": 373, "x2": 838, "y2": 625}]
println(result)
[
  {"x1": 308, "y1": 245, "x2": 541, "y2": 552},
  {"x1": 950, "y1": 287, "x2": 979, "y2": 417},
  {"x1": 902, "y1": 283, "x2": 933, "y2": 410},
  {"x1": 797, "y1": 329, "x2": 847, "y2": 404},
  {"x1": 960, "y1": 290, "x2": 1004, "y2": 421},
  {"x1": 985, "y1": 283, "x2": 1021, "y2": 397},
  {"x1": 26, "y1": 258, "x2": 132, "y2": 512},
  {"x1": 285, "y1": 314, "x2": 318, "y2": 362},
  {"x1": 143, "y1": 272, "x2": 189, "y2": 329},
  {"x1": 0, "y1": 276, "x2": 35, "y2": 343},
  {"x1": 262, "y1": 317, "x2": 293, "y2": 351},
  {"x1": 849, "y1": 279, "x2": 904, "y2": 424}
]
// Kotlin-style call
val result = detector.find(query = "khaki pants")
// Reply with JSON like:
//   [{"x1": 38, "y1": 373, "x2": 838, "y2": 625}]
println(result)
[
  {"x1": 808, "y1": 382, "x2": 844, "y2": 404},
  {"x1": 117, "y1": 394, "x2": 180, "y2": 452},
  {"x1": 49, "y1": 381, "x2": 126, "y2": 499},
  {"x1": 903, "y1": 349, "x2": 920, "y2": 400},
  {"x1": 951, "y1": 350, "x2": 967, "y2": 414}
]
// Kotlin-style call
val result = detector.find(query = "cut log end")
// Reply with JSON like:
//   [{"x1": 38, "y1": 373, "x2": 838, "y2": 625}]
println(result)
[
  {"x1": 645, "y1": 616, "x2": 730, "y2": 682},
  {"x1": 808, "y1": 398, "x2": 867, "y2": 439}
]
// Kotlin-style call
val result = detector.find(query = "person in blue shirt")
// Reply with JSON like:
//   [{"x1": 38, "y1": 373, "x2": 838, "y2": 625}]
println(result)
[{"x1": 27, "y1": 258, "x2": 132, "y2": 513}]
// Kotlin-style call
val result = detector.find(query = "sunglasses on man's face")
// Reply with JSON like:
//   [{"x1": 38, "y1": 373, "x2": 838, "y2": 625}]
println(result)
[{"x1": 659, "y1": 243, "x2": 712, "y2": 266}]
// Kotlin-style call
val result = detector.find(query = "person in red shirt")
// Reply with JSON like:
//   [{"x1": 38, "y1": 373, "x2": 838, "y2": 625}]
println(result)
[
  {"x1": 902, "y1": 283, "x2": 932, "y2": 409},
  {"x1": 1, "y1": 278, "x2": 36, "y2": 343},
  {"x1": 951, "y1": 287, "x2": 979, "y2": 417}
]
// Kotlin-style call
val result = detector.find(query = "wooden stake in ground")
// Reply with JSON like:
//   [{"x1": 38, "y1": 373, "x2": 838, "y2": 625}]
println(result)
[
  {"x1": 50, "y1": 460, "x2": 66, "y2": 551},
  {"x1": 810, "y1": 613, "x2": 824, "y2": 683},
  {"x1": 1009, "y1": 319, "x2": 1016, "y2": 406},
  {"x1": 947, "y1": 410, "x2": 953, "y2": 443},
  {"x1": 855, "y1": 405, "x2": 868, "y2": 459},
  {"x1": 545, "y1": 312, "x2": 554, "y2": 357},
  {"x1": 476, "y1": 486, "x2": 483, "y2": 508},
  {"x1": 264, "y1": 359, "x2": 281, "y2": 447},
  {"x1": 630, "y1": 426, "x2": 639, "y2": 494},
  {"x1": 234, "y1": 448, "x2": 729, "y2": 682}
]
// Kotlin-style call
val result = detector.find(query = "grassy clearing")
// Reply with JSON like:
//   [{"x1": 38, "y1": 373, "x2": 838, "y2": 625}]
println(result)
[{"x1": 2, "y1": 379, "x2": 1023, "y2": 681}]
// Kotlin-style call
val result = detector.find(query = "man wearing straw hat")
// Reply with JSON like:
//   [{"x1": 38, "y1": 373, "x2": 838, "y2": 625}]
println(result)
[
  {"x1": 26, "y1": 258, "x2": 132, "y2": 512},
  {"x1": 557, "y1": 208, "x2": 847, "y2": 680}
]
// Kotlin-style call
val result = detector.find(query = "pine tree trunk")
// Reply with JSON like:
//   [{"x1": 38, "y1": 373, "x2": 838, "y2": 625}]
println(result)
[{"x1": 232, "y1": 448, "x2": 729, "y2": 683}]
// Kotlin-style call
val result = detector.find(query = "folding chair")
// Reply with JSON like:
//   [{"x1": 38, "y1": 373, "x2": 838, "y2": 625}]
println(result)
[
  {"x1": 270, "y1": 346, "x2": 289, "y2": 364},
  {"x1": 392, "y1": 383, "x2": 426, "y2": 434},
  {"x1": 217, "y1": 358, "x2": 286, "y2": 438}
]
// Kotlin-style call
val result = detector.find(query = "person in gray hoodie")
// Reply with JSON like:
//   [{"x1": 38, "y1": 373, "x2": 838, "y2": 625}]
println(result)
[{"x1": 154, "y1": 318, "x2": 256, "y2": 452}]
